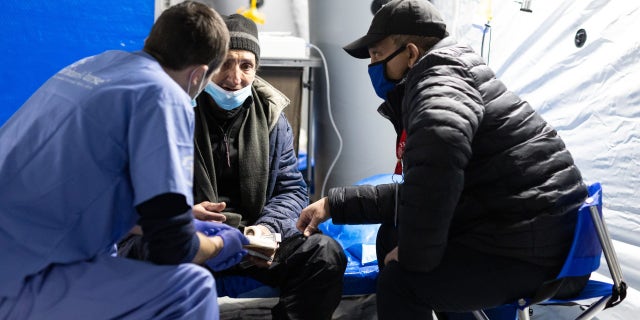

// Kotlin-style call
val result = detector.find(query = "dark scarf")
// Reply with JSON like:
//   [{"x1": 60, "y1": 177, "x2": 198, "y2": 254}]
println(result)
[{"x1": 193, "y1": 87, "x2": 269, "y2": 221}]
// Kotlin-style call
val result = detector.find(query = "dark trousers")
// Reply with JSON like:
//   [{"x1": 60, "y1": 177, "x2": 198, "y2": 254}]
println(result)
[
  {"x1": 374, "y1": 223, "x2": 587, "y2": 320},
  {"x1": 218, "y1": 233, "x2": 347, "y2": 320},
  {"x1": 119, "y1": 233, "x2": 347, "y2": 320}
]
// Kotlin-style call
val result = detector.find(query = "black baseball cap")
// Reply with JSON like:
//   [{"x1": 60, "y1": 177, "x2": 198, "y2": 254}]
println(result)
[{"x1": 343, "y1": 0, "x2": 448, "y2": 59}]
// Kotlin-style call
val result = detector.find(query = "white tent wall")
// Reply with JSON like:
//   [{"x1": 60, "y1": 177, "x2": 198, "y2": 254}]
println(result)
[{"x1": 432, "y1": 0, "x2": 640, "y2": 317}]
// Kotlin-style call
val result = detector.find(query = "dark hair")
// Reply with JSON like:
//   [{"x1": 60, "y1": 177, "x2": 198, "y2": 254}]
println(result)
[
  {"x1": 390, "y1": 34, "x2": 441, "y2": 57},
  {"x1": 144, "y1": 1, "x2": 229, "y2": 76}
]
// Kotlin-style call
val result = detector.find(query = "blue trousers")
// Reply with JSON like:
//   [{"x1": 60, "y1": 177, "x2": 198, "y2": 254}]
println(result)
[{"x1": 0, "y1": 255, "x2": 218, "y2": 320}]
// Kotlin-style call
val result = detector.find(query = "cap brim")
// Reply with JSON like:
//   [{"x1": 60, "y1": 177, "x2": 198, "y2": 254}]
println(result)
[{"x1": 343, "y1": 33, "x2": 386, "y2": 59}]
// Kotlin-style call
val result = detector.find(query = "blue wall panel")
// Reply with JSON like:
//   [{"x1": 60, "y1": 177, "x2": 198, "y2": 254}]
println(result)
[{"x1": 0, "y1": 1, "x2": 154, "y2": 125}]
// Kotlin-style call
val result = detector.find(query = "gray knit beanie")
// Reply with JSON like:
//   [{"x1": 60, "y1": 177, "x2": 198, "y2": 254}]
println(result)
[{"x1": 223, "y1": 14, "x2": 261, "y2": 64}]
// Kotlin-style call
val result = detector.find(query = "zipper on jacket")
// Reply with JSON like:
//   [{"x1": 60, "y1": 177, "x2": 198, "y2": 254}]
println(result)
[{"x1": 394, "y1": 182, "x2": 399, "y2": 227}]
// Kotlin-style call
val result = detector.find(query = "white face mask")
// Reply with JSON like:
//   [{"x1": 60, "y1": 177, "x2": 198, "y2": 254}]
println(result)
[
  {"x1": 203, "y1": 81, "x2": 252, "y2": 110},
  {"x1": 186, "y1": 68, "x2": 208, "y2": 106}
]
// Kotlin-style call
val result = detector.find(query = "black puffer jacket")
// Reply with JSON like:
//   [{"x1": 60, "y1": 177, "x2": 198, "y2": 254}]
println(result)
[{"x1": 329, "y1": 38, "x2": 587, "y2": 273}]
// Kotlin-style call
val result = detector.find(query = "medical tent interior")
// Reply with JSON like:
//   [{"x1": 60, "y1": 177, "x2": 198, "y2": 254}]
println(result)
[{"x1": 1, "y1": 0, "x2": 639, "y2": 319}]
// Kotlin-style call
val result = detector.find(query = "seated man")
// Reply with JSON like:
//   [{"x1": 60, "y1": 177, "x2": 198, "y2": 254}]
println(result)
[
  {"x1": 121, "y1": 14, "x2": 347, "y2": 320},
  {"x1": 297, "y1": 1, "x2": 589, "y2": 319},
  {"x1": 0, "y1": 2, "x2": 247, "y2": 319}
]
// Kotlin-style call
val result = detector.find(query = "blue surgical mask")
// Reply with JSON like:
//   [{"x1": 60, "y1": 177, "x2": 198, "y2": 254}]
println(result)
[
  {"x1": 204, "y1": 81, "x2": 252, "y2": 110},
  {"x1": 367, "y1": 46, "x2": 407, "y2": 100}
]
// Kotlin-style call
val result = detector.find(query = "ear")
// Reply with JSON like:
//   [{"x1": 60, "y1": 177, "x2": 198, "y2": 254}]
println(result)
[
  {"x1": 406, "y1": 43, "x2": 421, "y2": 68},
  {"x1": 191, "y1": 64, "x2": 209, "y2": 85}
]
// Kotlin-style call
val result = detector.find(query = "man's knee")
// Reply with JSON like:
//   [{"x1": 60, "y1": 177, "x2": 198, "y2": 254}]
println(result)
[
  {"x1": 305, "y1": 234, "x2": 347, "y2": 271},
  {"x1": 177, "y1": 263, "x2": 216, "y2": 291},
  {"x1": 167, "y1": 263, "x2": 218, "y2": 305},
  {"x1": 163, "y1": 264, "x2": 218, "y2": 318},
  {"x1": 376, "y1": 223, "x2": 397, "y2": 271}
]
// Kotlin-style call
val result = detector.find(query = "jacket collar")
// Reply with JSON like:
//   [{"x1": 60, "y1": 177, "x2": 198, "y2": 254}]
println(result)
[
  {"x1": 377, "y1": 81, "x2": 406, "y2": 135},
  {"x1": 252, "y1": 76, "x2": 290, "y2": 131}
]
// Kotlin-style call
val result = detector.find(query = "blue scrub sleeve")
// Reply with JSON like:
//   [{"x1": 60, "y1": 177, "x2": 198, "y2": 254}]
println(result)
[{"x1": 136, "y1": 193, "x2": 199, "y2": 264}]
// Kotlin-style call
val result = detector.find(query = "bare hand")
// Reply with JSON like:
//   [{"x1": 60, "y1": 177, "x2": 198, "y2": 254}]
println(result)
[
  {"x1": 297, "y1": 197, "x2": 331, "y2": 237},
  {"x1": 128, "y1": 225, "x2": 143, "y2": 235},
  {"x1": 384, "y1": 246, "x2": 399, "y2": 265},
  {"x1": 193, "y1": 201, "x2": 227, "y2": 222}
]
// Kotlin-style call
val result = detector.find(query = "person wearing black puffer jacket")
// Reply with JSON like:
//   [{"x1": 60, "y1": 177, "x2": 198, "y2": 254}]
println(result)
[{"x1": 297, "y1": 1, "x2": 589, "y2": 319}]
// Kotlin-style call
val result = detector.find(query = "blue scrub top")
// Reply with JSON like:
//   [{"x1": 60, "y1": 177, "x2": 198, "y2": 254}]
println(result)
[{"x1": 0, "y1": 51, "x2": 195, "y2": 297}]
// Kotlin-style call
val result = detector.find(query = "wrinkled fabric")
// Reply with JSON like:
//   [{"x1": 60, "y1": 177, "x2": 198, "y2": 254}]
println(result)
[{"x1": 0, "y1": 256, "x2": 217, "y2": 320}]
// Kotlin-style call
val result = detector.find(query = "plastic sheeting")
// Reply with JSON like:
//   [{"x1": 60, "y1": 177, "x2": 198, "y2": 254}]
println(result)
[
  {"x1": 316, "y1": 173, "x2": 400, "y2": 296},
  {"x1": 432, "y1": 0, "x2": 640, "y2": 245},
  {"x1": 0, "y1": 0, "x2": 153, "y2": 125},
  {"x1": 318, "y1": 220, "x2": 380, "y2": 296}
]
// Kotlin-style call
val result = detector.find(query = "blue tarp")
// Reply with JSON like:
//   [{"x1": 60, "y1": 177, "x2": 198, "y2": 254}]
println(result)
[
  {"x1": 0, "y1": 0, "x2": 153, "y2": 125},
  {"x1": 313, "y1": 174, "x2": 402, "y2": 296},
  {"x1": 318, "y1": 219, "x2": 380, "y2": 296}
]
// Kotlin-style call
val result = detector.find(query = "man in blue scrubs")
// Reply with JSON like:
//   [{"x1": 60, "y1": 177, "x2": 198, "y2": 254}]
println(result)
[{"x1": 0, "y1": 2, "x2": 247, "y2": 319}]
